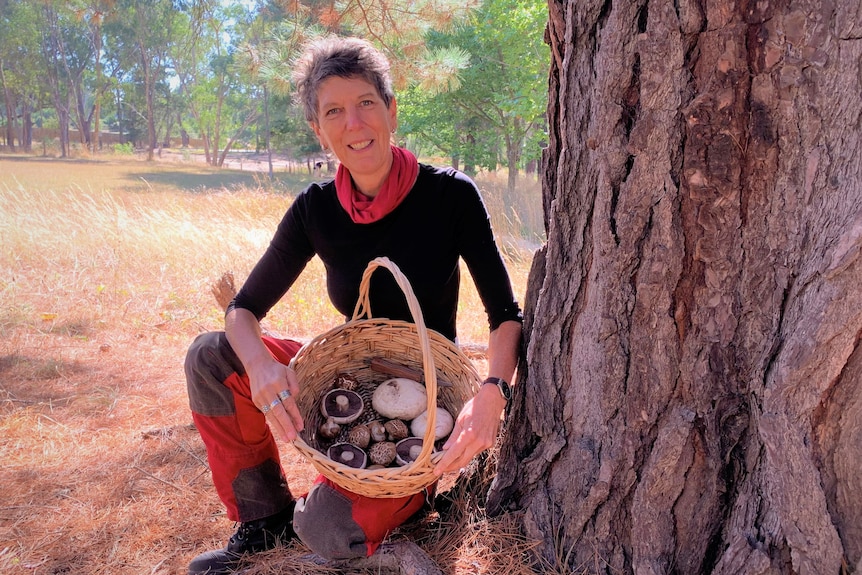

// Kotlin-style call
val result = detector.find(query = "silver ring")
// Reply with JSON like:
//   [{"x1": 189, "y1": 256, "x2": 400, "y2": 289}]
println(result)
[
  {"x1": 268, "y1": 398, "x2": 282, "y2": 410},
  {"x1": 260, "y1": 403, "x2": 271, "y2": 414},
  {"x1": 278, "y1": 390, "x2": 292, "y2": 401}
]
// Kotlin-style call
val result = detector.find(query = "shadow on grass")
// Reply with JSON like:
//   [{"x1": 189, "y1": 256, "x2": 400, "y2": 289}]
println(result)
[
  {"x1": 130, "y1": 168, "x2": 320, "y2": 193},
  {"x1": 0, "y1": 154, "x2": 114, "y2": 164},
  {"x1": 1, "y1": 154, "x2": 319, "y2": 194}
]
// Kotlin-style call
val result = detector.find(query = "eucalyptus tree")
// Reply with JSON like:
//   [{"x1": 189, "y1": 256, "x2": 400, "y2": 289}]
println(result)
[
  {"x1": 108, "y1": 0, "x2": 178, "y2": 160},
  {"x1": 34, "y1": 0, "x2": 96, "y2": 156},
  {"x1": 72, "y1": 0, "x2": 117, "y2": 152},
  {"x1": 171, "y1": 0, "x2": 269, "y2": 167},
  {"x1": 0, "y1": 0, "x2": 42, "y2": 151}
]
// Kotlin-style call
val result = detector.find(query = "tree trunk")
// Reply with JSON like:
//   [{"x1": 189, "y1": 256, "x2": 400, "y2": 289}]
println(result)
[
  {"x1": 264, "y1": 86, "x2": 273, "y2": 179},
  {"x1": 0, "y1": 62, "x2": 16, "y2": 151},
  {"x1": 21, "y1": 102, "x2": 32, "y2": 152},
  {"x1": 93, "y1": 20, "x2": 102, "y2": 152},
  {"x1": 140, "y1": 42, "x2": 156, "y2": 162},
  {"x1": 488, "y1": 1, "x2": 862, "y2": 574}
]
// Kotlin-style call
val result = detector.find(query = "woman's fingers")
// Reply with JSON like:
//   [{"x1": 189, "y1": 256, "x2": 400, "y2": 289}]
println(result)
[{"x1": 259, "y1": 366, "x2": 305, "y2": 442}]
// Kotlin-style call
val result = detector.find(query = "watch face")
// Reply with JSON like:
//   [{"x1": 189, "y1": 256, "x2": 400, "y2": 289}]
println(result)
[{"x1": 485, "y1": 377, "x2": 511, "y2": 400}]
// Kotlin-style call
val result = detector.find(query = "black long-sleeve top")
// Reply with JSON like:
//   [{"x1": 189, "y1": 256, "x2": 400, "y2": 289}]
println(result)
[{"x1": 229, "y1": 164, "x2": 523, "y2": 342}]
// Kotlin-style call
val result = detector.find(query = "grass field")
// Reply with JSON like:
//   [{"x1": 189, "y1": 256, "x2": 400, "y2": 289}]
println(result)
[{"x1": 0, "y1": 154, "x2": 544, "y2": 574}]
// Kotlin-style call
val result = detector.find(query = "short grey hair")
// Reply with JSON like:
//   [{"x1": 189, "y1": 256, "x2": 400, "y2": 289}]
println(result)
[{"x1": 292, "y1": 36, "x2": 395, "y2": 125}]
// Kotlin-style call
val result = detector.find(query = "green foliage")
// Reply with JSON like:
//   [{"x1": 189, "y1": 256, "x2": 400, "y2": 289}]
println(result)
[
  {"x1": 397, "y1": 0, "x2": 549, "y2": 187},
  {"x1": 0, "y1": 0, "x2": 548, "y2": 188},
  {"x1": 112, "y1": 142, "x2": 134, "y2": 155}
]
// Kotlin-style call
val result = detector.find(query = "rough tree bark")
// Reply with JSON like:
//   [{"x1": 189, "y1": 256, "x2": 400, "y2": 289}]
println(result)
[{"x1": 488, "y1": 0, "x2": 862, "y2": 574}]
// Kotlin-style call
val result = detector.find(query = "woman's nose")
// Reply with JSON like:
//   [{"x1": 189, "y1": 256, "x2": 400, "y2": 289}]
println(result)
[{"x1": 345, "y1": 106, "x2": 363, "y2": 129}]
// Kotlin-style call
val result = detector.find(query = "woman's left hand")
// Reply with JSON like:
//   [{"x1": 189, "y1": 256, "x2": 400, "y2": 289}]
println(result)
[{"x1": 433, "y1": 384, "x2": 507, "y2": 475}]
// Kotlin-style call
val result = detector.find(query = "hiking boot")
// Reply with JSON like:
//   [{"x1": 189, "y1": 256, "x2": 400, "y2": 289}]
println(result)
[{"x1": 188, "y1": 503, "x2": 297, "y2": 575}]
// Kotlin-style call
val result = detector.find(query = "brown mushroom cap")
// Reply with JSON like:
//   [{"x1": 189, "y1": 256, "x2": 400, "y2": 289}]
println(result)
[
  {"x1": 320, "y1": 388, "x2": 364, "y2": 424},
  {"x1": 395, "y1": 437, "x2": 425, "y2": 466},
  {"x1": 334, "y1": 372, "x2": 359, "y2": 391},
  {"x1": 327, "y1": 443, "x2": 368, "y2": 469},
  {"x1": 347, "y1": 424, "x2": 371, "y2": 449},
  {"x1": 369, "y1": 441, "x2": 397, "y2": 466},
  {"x1": 384, "y1": 419, "x2": 409, "y2": 441},
  {"x1": 318, "y1": 417, "x2": 341, "y2": 440}
]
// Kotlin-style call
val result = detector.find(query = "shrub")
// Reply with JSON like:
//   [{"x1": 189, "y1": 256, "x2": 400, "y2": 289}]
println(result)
[{"x1": 112, "y1": 142, "x2": 135, "y2": 155}]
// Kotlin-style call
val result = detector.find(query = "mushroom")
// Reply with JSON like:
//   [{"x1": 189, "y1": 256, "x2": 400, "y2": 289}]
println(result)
[
  {"x1": 348, "y1": 424, "x2": 371, "y2": 449},
  {"x1": 318, "y1": 417, "x2": 341, "y2": 440},
  {"x1": 371, "y1": 378, "x2": 427, "y2": 421},
  {"x1": 384, "y1": 419, "x2": 409, "y2": 442},
  {"x1": 410, "y1": 407, "x2": 455, "y2": 441},
  {"x1": 368, "y1": 441, "x2": 397, "y2": 467},
  {"x1": 368, "y1": 420, "x2": 387, "y2": 443},
  {"x1": 320, "y1": 388, "x2": 364, "y2": 424},
  {"x1": 327, "y1": 443, "x2": 368, "y2": 469},
  {"x1": 395, "y1": 437, "x2": 425, "y2": 466},
  {"x1": 334, "y1": 372, "x2": 359, "y2": 391}
]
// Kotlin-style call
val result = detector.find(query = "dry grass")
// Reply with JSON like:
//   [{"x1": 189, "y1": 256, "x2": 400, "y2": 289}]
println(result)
[{"x1": 0, "y1": 154, "x2": 540, "y2": 575}]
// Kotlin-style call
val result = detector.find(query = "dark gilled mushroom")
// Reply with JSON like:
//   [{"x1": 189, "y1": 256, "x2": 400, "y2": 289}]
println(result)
[
  {"x1": 320, "y1": 388, "x2": 364, "y2": 425},
  {"x1": 395, "y1": 437, "x2": 425, "y2": 466},
  {"x1": 327, "y1": 443, "x2": 368, "y2": 469}
]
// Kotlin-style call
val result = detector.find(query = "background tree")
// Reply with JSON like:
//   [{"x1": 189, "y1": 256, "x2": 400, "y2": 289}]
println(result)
[
  {"x1": 173, "y1": 1, "x2": 262, "y2": 166},
  {"x1": 37, "y1": 1, "x2": 89, "y2": 157},
  {"x1": 488, "y1": 0, "x2": 862, "y2": 573},
  {"x1": 73, "y1": 0, "x2": 117, "y2": 152},
  {"x1": 398, "y1": 0, "x2": 548, "y2": 204},
  {"x1": 0, "y1": 0, "x2": 41, "y2": 151},
  {"x1": 110, "y1": 0, "x2": 177, "y2": 160}
]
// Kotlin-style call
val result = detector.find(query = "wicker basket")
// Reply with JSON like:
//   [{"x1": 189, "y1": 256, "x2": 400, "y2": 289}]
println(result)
[{"x1": 289, "y1": 257, "x2": 481, "y2": 498}]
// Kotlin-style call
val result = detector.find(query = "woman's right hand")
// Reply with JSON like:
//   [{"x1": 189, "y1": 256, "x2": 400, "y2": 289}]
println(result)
[
  {"x1": 226, "y1": 308, "x2": 305, "y2": 442},
  {"x1": 248, "y1": 356, "x2": 304, "y2": 442}
]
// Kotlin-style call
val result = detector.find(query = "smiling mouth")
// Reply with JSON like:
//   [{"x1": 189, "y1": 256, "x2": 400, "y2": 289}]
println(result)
[{"x1": 348, "y1": 140, "x2": 373, "y2": 150}]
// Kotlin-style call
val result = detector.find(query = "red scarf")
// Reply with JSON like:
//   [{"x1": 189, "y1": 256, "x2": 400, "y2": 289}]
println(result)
[{"x1": 335, "y1": 145, "x2": 419, "y2": 224}]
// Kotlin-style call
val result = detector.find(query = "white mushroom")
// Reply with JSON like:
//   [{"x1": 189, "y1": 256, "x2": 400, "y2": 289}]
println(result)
[
  {"x1": 371, "y1": 378, "x2": 427, "y2": 420},
  {"x1": 410, "y1": 407, "x2": 455, "y2": 441},
  {"x1": 320, "y1": 388, "x2": 364, "y2": 424}
]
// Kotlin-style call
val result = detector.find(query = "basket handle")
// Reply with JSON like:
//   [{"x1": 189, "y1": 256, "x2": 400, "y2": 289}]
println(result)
[{"x1": 352, "y1": 257, "x2": 438, "y2": 466}]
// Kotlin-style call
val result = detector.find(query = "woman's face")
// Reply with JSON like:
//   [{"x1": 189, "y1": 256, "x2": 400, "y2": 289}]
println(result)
[{"x1": 311, "y1": 75, "x2": 397, "y2": 196}]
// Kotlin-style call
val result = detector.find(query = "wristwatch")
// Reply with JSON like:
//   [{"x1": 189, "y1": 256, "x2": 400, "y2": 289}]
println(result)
[{"x1": 483, "y1": 377, "x2": 512, "y2": 402}]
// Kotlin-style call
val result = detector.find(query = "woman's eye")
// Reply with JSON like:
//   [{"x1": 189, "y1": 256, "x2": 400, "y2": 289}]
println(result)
[
  {"x1": 325, "y1": 108, "x2": 341, "y2": 116},
  {"x1": 360, "y1": 100, "x2": 374, "y2": 107}
]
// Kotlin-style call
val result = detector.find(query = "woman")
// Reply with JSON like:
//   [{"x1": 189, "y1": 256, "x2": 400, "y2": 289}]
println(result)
[{"x1": 185, "y1": 36, "x2": 522, "y2": 575}]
